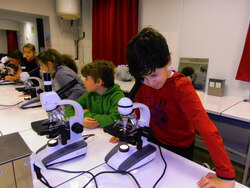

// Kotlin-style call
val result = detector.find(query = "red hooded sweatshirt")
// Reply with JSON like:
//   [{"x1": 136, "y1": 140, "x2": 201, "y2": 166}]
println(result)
[{"x1": 135, "y1": 71, "x2": 235, "y2": 179}]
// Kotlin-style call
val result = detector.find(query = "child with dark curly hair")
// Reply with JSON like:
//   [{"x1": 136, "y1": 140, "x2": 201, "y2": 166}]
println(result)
[{"x1": 126, "y1": 27, "x2": 235, "y2": 188}]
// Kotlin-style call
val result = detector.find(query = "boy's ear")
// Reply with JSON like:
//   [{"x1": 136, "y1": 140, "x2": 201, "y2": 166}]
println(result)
[
  {"x1": 96, "y1": 78, "x2": 104, "y2": 86},
  {"x1": 47, "y1": 61, "x2": 53, "y2": 66}
]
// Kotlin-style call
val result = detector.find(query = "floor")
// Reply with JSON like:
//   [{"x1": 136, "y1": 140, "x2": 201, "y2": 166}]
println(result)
[{"x1": 193, "y1": 146, "x2": 248, "y2": 185}]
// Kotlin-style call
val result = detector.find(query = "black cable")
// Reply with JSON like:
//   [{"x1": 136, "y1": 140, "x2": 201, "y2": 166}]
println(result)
[
  {"x1": 153, "y1": 145, "x2": 167, "y2": 188},
  {"x1": 82, "y1": 170, "x2": 141, "y2": 188},
  {"x1": 82, "y1": 134, "x2": 95, "y2": 140},
  {"x1": 0, "y1": 101, "x2": 23, "y2": 107},
  {"x1": 44, "y1": 161, "x2": 105, "y2": 188},
  {"x1": 34, "y1": 165, "x2": 53, "y2": 188},
  {"x1": 33, "y1": 134, "x2": 98, "y2": 187},
  {"x1": 47, "y1": 167, "x2": 97, "y2": 188},
  {"x1": 40, "y1": 176, "x2": 53, "y2": 188}
]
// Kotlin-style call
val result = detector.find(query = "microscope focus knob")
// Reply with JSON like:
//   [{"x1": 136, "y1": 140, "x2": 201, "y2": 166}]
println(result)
[{"x1": 72, "y1": 123, "x2": 83, "y2": 134}]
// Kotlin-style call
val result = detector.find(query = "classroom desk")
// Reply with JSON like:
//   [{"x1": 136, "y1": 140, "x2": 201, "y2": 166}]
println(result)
[
  {"x1": 221, "y1": 101, "x2": 250, "y2": 185},
  {"x1": 196, "y1": 90, "x2": 244, "y2": 115},
  {"x1": 0, "y1": 85, "x2": 47, "y2": 135},
  {"x1": 222, "y1": 101, "x2": 250, "y2": 123},
  {"x1": 0, "y1": 84, "x2": 248, "y2": 188},
  {"x1": 21, "y1": 128, "x2": 247, "y2": 188}
]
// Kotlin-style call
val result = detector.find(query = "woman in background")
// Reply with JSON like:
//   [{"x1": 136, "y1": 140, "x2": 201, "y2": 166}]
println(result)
[{"x1": 37, "y1": 48, "x2": 86, "y2": 100}]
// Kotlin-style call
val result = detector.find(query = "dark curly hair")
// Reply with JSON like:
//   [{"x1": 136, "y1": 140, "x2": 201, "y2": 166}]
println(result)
[
  {"x1": 7, "y1": 49, "x2": 23, "y2": 60},
  {"x1": 81, "y1": 60, "x2": 115, "y2": 88},
  {"x1": 126, "y1": 27, "x2": 170, "y2": 79}
]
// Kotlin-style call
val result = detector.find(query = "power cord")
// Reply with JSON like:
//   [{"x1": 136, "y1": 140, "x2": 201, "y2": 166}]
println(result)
[
  {"x1": 153, "y1": 145, "x2": 167, "y2": 188},
  {"x1": 82, "y1": 134, "x2": 95, "y2": 140},
  {"x1": 33, "y1": 136, "x2": 166, "y2": 188},
  {"x1": 33, "y1": 133, "x2": 97, "y2": 188},
  {"x1": 47, "y1": 167, "x2": 97, "y2": 188},
  {"x1": 0, "y1": 101, "x2": 23, "y2": 107},
  {"x1": 82, "y1": 169, "x2": 141, "y2": 188}
]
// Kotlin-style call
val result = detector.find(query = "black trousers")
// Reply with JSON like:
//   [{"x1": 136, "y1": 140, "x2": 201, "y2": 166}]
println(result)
[{"x1": 148, "y1": 136, "x2": 195, "y2": 160}]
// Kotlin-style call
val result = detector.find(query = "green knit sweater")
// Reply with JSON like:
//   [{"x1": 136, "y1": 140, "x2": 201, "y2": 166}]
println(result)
[{"x1": 65, "y1": 84, "x2": 125, "y2": 128}]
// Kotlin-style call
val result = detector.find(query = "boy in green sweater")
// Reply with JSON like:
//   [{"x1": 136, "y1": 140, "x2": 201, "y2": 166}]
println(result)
[{"x1": 65, "y1": 60, "x2": 125, "y2": 129}]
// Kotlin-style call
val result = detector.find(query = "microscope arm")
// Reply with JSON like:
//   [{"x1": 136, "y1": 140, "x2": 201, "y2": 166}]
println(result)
[
  {"x1": 28, "y1": 77, "x2": 44, "y2": 88},
  {"x1": 58, "y1": 100, "x2": 83, "y2": 125},
  {"x1": 132, "y1": 102, "x2": 150, "y2": 127}
]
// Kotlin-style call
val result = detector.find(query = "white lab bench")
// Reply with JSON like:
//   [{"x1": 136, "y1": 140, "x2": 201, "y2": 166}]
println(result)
[
  {"x1": 0, "y1": 83, "x2": 248, "y2": 188},
  {"x1": 0, "y1": 85, "x2": 47, "y2": 135},
  {"x1": 221, "y1": 101, "x2": 250, "y2": 185}
]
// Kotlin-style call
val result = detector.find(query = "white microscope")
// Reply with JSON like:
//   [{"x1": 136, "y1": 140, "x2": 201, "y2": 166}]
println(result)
[
  {"x1": 0, "y1": 63, "x2": 14, "y2": 77},
  {"x1": 0, "y1": 62, "x2": 15, "y2": 83},
  {"x1": 30, "y1": 73, "x2": 87, "y2": 170},
  {"x1": 16, "y1": 64, "x2": 44, "y2": 109},
  {"x1": 104, "y1": 79, "x2": 157, "y2": 171}
]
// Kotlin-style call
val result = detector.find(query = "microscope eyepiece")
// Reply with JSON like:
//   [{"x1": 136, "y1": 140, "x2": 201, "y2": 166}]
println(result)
[{"x1": 43, "y1": 73, "x2": 52, "y2": 92}]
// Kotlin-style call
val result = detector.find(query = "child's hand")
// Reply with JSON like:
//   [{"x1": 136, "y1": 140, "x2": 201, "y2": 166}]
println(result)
[
  {"x1": 197, "y1": 172, "x2": 235, "y2": 188},
  {"x1": 109, "y1": 136, "x2": 120, "y2": 143},
  {"x1": 83, "y1": 117, "x2": 99, "y2": 128},
  {"x1": 5, "y1": 76, "x2": 15, "y2": 81}
]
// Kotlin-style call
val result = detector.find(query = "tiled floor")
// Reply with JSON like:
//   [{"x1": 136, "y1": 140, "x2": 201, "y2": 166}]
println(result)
[{"x1": 193, "y1": 147, "x2": 248, "y2": 185}]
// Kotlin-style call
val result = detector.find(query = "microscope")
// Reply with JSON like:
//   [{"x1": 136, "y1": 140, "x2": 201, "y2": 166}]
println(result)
[
  {"x1": 30, "y1": 73, "x2": 87, "y2": 170},
  {"x1": 0, "y1": 62, "x2": 18, "y2": 85},
  {"x1": 16, "y1": 64, "x2": 44, "y2": 109},
  {"x1": 0, "y1": 63, "x2": 14, "y2": 78},
  {"x1": 104, "y1": 79, "x2": 157, "y2": 171}
]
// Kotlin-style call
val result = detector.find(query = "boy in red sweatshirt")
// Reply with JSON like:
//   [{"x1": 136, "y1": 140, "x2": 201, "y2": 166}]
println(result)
[{"x1": 126, "y1": 27, "x2": 235, "y2": 188}]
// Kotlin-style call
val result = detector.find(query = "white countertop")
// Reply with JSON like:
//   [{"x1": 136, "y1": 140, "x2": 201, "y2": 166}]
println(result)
[
  {"x1": 21, "y1": 128, "x2": 247, "y2": 188},
  {"x1": 0, "y1": 85, "x2": 47, "y2": 135},
  {"x1": 115, "y1": 80, "x2": 244, "y2": 115},
  {"x1": 221, "y1": 100, "x2": 250, "y2": 122},
  {"x1": 0, "y1": 85, "x2": 248, "y2": 188},
  {"x1": 196, "y1": 90, "x2": 244, "y2": 115}
]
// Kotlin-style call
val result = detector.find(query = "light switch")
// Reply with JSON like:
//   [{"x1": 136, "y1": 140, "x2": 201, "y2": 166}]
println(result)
[
  {"x1": 209, "y1": 81, "x2": 215, "y2": 87},
  {"x1": 215, "y1": 82, "x2": 222, "y2": 88}
]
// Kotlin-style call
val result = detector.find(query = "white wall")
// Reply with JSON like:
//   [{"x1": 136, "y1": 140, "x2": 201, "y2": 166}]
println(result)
[
  {"x1": 0, "y1": 11, "x2": 42, "y2": 53},
  {"x1": 1, "y1": 0, "x2": 249, "y2": 98},
  {"x1": 0, "y1": 20, "x2": 19, "y2": 31},
  {"x1": 0, "y1": 0, "x2": 78, "y2": 58},
  {"x1": 139, "y1": 0, "x2": 250, "y2": 99},
  {"x1": 80, "y1": 0, "x2": 93, "y2": 65},
  {"x1": 18, "y1": 22, "x2": 39, "y2": 53}
]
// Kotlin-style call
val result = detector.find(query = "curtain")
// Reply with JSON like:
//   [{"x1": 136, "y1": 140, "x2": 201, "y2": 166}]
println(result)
[
  {"x1": 6, "y1": 30, "x2": 18, "y2": 52},
  {"x1": 235, "y1": 23, "x2": 250, "y2": 82},
  {"x1": 92, "y1": 0, "x2": 138, "y2": 67}
]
